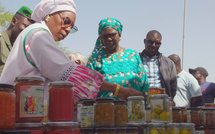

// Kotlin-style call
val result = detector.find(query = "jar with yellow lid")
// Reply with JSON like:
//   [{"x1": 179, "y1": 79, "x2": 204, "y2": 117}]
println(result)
[
  {"x1": 94, "y1": 98, "x2": 114, "y2": 127},
  {"x1": 15, "y1": 76, "x2": 44, "y2": 123},
  {"x1": 127, "y1": 96, "x2": 145, "y2": 123}
]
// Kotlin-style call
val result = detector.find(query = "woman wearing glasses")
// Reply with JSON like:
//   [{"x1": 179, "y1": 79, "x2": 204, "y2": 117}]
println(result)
[
  {"x1": 0, "y1": 0, "x2": 142, "y2": 101},
  {"x1": 87, "y1": 18, "x2": 149, "y2": 103}
]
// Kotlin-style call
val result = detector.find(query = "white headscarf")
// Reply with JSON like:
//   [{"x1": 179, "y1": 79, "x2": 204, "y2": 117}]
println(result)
[{"x1": 31, "y1": 0, "x2": 77, "y2": 22}]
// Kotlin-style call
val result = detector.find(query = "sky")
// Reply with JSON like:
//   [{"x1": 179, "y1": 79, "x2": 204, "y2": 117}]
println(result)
[{"x1": 1, "y1": 0, "x2": 215, "y2": 82}]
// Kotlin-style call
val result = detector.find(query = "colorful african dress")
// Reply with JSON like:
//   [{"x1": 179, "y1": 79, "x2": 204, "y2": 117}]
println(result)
[{"x1": 87, "y1": 48, "x2": 149, "y2": 101}]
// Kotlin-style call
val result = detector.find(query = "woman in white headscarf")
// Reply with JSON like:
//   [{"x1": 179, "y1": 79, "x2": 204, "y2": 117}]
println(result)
[{"x1": 0, "y1": 0, "x2": 142, "y2": 102}]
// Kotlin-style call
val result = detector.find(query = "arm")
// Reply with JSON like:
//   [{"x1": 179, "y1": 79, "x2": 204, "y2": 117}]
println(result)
[
  {"x1": 170, "y1": 61, "x2": 177, "y2": 99},
  {"x1": 190, "y1": 96, "x2": 203, "y2": 107}
]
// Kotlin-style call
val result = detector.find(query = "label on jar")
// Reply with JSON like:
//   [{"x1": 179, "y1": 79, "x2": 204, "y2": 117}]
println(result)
[
  {"x1": 127, "y1": 101, "x2": 132, "y2": 119},
  {"x1": 81, "y1": 106, "x2": 94, "y2": 127},
  {"x1": 77, "y1": 103, "x2": 82, "y2": 122},
  {"x1": 19, "y1": 85, "x2": 44, "y2": 117}
]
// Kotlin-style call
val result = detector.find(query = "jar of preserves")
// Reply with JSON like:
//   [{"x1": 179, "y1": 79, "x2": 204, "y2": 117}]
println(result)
[
  {"x1": 150, "y1": 94, "x2": 171, "y2": 123},
  {"x1": 187, "y1": 107, "x2": 202, "y2": 127},
  {"x1": 180, "y1": 107, "x2": 187, "y2": 123},
  {"x1": 80, "y1": 128, "x2": 95, "y2": 134},
  {"x1": 46, "y1": 122, "x2": 80, "y2": 134},
  {"x1": 204, "y1": 103, "x2": 215, "y2": 108},
  {"x1": 0, "y1": 84, "x2": 15, "y2": 129},
  {"x1": 202, "y1": 107, "x2": 215, "y2": 128},
  {"x1": 160, "y1": 88, "x2": 166, "y2": 94},
  {"x1": 96, "y1": 128, "x2": 116, "y2": 134},
  {"x1": 94, "y1": 98, "x2": 114, "y2": 127},
  {"x1": 147, "y1": 123, "x2": 165, "y2": 134},
  {"x1": 166, "y1": 123, "x2": 179, "y2": 134},
  {"x1": 48, "y1": 81, "x2": 74, "y2": 122},
  {"x1": 126, "y1": 127, "x2": 138, "y2": 134},
  {"x1": 127, "y1": 123, "x2": 146, "y2": 134},
  {"x1": 178, "y1": 123, "x2": 195, "y2": 134},
  {"x1": 77, "y1": 99, "x2": 88, "y2": 123},
  {"x1": 80, "y1": 99, "x2": 95, "y2": 128},
  {"x1": 127, "y1": 96, "x2": 145, "y2": 123},
  {"x1": 114, "y1": 100, "x2": 128, "y2": 127},
  {"x1": 172, "y1": 107, "x2": 182, "y2": 123},
  {"x1": 1, "y1": 130, "x2": 31, "y2": 134},
  {"x1": 195, "y1": 127, "x2": 205, "y2": 134},
  {"x1": 116, "y1": 127, "x2": 126, "y2": 134},
  {"x1": 15, "y1": 122, "x2": 44, "y2": 134},
  {"x1": 15, "y1": 76, "x2": 44, "y2": 122},
  {"x1": 145, "y1": 107, "x2": 151, "y2": 123},
  {"x1": 147, "y1": 87, "x2": 160, "y2": 106}
]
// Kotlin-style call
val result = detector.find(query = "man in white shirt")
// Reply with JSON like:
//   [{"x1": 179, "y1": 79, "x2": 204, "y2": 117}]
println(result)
[{"x1": 168, "y1": 54, "x2": 202, "y2": 107}]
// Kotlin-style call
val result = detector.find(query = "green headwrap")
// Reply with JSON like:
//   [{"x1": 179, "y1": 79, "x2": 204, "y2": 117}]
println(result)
[{"x1": 92, "y1": 18, "x2": 123, "y2": 55}]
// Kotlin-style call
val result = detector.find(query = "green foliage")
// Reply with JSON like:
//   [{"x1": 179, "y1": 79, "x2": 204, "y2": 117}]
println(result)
[{"x1": 0, "y1": 2, "x2": 13, "y2": 30}]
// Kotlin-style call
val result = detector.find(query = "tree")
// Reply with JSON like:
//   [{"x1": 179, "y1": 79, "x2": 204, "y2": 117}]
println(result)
[{"x1": 0, "y1": 2, "x2": 13, "y2": 30}]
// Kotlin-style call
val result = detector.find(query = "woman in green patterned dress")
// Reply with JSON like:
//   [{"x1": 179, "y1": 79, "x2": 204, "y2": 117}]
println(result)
[{"x1": 87, "y1": 18, "x2": 149, "y2": 103}]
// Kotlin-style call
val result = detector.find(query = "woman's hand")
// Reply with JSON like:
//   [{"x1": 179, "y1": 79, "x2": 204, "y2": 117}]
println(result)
[{"x1": 118, "y1": 86, "x2": 143, "y2": 100}]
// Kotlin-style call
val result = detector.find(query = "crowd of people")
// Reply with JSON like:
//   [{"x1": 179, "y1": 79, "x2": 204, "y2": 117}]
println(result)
[{"x1": 0, "y1": 0, "x2": 214, "y2": 107}]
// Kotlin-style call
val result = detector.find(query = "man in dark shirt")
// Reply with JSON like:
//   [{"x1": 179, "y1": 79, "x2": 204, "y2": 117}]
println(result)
[{"x1": 189, "y1": 67, "x2": 215, "y2": 105}]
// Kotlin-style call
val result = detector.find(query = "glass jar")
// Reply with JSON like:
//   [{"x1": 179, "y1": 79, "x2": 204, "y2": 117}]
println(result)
[
  {"x1": 48, "y1": 81, "x2": 74, "y2": 122},
  {"x1": 204, "y1": 103, "x2": 215, "y2": 108},
  {"x1": 145, "y1": 107, "x2": 151, "y2": 123},
  {"x1": 147, "y1": 123, "x2": 165, "y2": 134},
  {"x1": 127, "y1": 123, "x2": 146, "y2": 134},
  {"x1": 80, "y1": 128, "x2": 95, "y2": 134},
  {"x1": 80, "y1": 99, "x2": 95, "y2": 128},
  {"x1": 180, "y1": 107, "x2": 187, "y2": 123},
  {"x1": 195, "y1": 127, "x2": 205, "y2": 134},
  {"x1": 94, "y1": 98, "x2": 114, "y2": 127},
  {"x1": 150, "y1": 94, "x2": 171, "y2": 123},
  {"x1": 169, "y1": 97, "x2": 173, "y2": 122},
  {"x1": 209, "y1": 127, "x2": 215, "y2": 134},
  {"x1": 77, "y1": 99, "x2": 88, "y2": 123},
  {"x1": 15, "y1": 122, "x2": 44, "y2": 134},
  {"x1": 187, "y1": 107, "x2": 202, "y2": 127},
  {"x1": 202, "y1": 107, "x2": 215, "y2": 128},
  {"x1": 160, "y1": 88, "x2": 166, "y2": 94},
  {"x1": 0, "y1": 130, "x2": 31, "y2": 134},
  {"x1": 116, "y1": 127, "x2": 127, "y2": 134},
  {"x1": 15, "y1": 76, "x2": 44, "y2": 122},
  {"x1": 147, "y1": 87, "x2": 160, "y2": 106},
  {"x1": 178, "y1": 123, "x2": 195, "y2": 134},
  {"x1": 45, "y1": 122, "x2": 80, "y2": 134},
  {"x1": 127, "y1": 127, "x2": 138, "y2": 134},
  {"x1": 0, "y1": 84, "x2": 15, "y2": 129},
  {"x1": 172, "y1": 107, "x2": 182, "y2": 123},
  {"x1": 114, "y1": 100, "x2": 128, "y2": 127},
  {"x1": 127, "y1": 96, "x2": 145, "y2": 123},
  {"x1": 166, "y1": 123, "x2": 179, "y2": 134},
  {"x1": 96, "y1": 128, "x2": 116, "y2": 134}
]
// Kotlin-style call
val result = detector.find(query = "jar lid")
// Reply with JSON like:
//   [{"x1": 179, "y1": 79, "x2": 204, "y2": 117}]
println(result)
[
  {"x1": 80, "y1": 128, "x2": 95, "y2": 132},
  {"x1": 127, "y1": 123, "x2": 147, "y2": 127},
  {"x1": 165, "y1": 123, "x2": 179, "y2": 127},
  {"x1": 186, "y1": 107, "x2": 201, "y2": 110},
  {"x1": 78, "y1": 98, "x2": 91, "y2": 103},
  {"x1": 172, "y1": 107, "x2": 181, "y2": 110},
  {"x1": 126, "y1": 127, "x2": 138, "y2": 131},
  {"x1": 145, "y1": 107, "x2": 151, "y2": 110},
  {"x1": 15, "y1": 76, "x2": 44, "y2": 82},
  {"x1": 15, "y1": 123, "x2": 43, "y2": 128},
  {"x1": 95, "y1": 97, "x2": 114, "y2": 102},
  {"x1": 195, "y1": 126, "x2": 206, "y2": 130},
  {"x1": 178, "y1": 123, "x2": 195, "y2": 127},
  {"x1": 96, "y1": 128, "x2": 116, "y2": 131},
  {"x1": 46, "y1": 122, "x2": 80, "y2": 127},
  {"x1": 202, "y1": 107, "x2": 215, "y2": 110},
  {"x1": 150, "y1": 94, "x2": 168, "y2": 99},
  {"x1": 116, "y1": 127, "x2": 127, "y2": 131},
  {"x1": 114, "y1": 99, "x2": 126, "y2": 104},
  {"x1": 0, "y1": 84, "x2": 14, "y2": 90},
  {"x1": 48, "y1": 81, "x2": 74, "y2": 87},
  {"x1": 127, "y1": 96, "x2": 145, "y2": 100},
  {"x1": 147, "y1": 123, "x2": 165, "y2": 127},
  {"x1": 1, "y1": 130, "x2": 31, "y2": 134},
  {"x1": 82, "y1": 99, "x2": 95, "y2": 105}
]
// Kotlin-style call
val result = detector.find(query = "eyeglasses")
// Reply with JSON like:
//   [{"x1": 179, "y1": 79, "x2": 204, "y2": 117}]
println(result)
[
  {"x1": 100, "y1": 33, "x2": 117, "y2": 40},
  {"x1": 58, "y1": 13, "x2": 78, "y2": 33},
  {"x1": 146, "y1": 39, "x2": 162, "y2": 47}
]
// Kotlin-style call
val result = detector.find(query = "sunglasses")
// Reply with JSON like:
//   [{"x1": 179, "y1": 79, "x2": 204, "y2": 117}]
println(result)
[
  {"x1": 58, "y1": 13, "x2": 78, "y2": 33},
  {"x1": 146, "y1": 39, "x2": 162, "y2": 47}
]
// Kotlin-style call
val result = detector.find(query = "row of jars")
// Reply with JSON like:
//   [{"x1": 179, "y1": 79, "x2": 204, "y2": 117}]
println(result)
[
  {"x1": 0, "y1": 122, "x2": 197, "y2": 134},
  {"x1": 0, "y1": 76, "x2": 76, "y2": 130}
]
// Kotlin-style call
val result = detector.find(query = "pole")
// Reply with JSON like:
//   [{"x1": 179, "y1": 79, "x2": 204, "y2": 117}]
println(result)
[{"x1": 182, "y1": 0, "x2": 187, "y2": 68}]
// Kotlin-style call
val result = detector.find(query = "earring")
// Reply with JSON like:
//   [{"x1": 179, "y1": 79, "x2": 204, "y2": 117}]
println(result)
[
  {"x1": 119, "y1": 37, "x2": 121, "y2": 41},
  {"x1": 45, "y1": 15, "x2": 50, "y2": 22}
]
